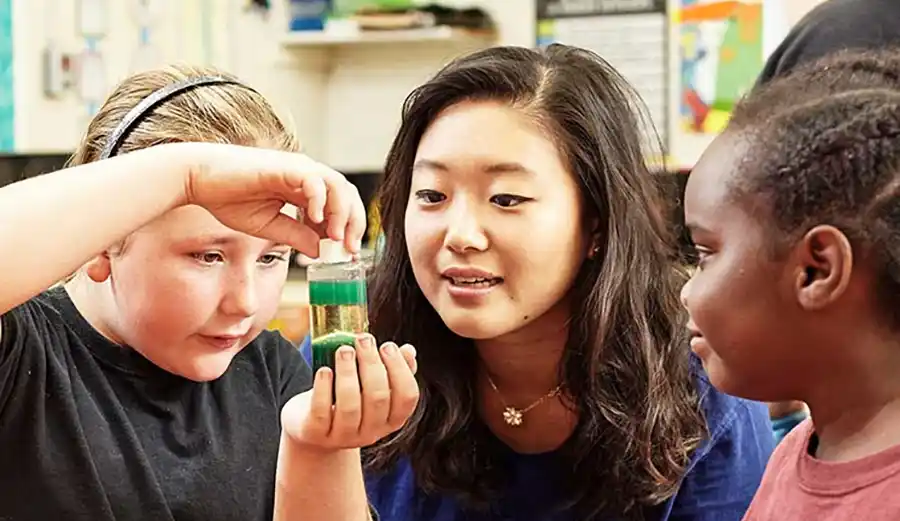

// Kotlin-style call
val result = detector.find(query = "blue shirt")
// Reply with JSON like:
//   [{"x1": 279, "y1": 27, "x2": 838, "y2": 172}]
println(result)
[{"x1": 365, "y1": 360, "x2": 774, "y2": 521}]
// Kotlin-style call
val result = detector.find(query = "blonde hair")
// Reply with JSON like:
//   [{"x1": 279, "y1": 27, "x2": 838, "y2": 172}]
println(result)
[
  {"x1": 63, "y1": 65, "x2": 298, "y2": 284},
  {"x1": 69, "y1": 64, "x2": 299, "y2": 166}
]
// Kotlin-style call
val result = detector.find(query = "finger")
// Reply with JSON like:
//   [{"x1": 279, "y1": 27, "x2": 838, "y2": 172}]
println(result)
[
  {"x1": 322, "y1": 180, "x2": 353, "y2": 244},
  {"x1": 381, "y1": 343, "x2": 420, "y2": 430},
  {"x1": 343, "y1": 183, "x2": 367, "y2": 254},
  {"x1": 257, "y1": 212, "x2": 322, "y2": 257},
  {"x1": 276, "y1": 160, "x2": 328, "y2": 224},
  {"x1": 356, "y1": 335, "x2": 392, "y2": 438},
  {"x1": 304, "y1": 368, "x2": 335, "y2": 439},
  {"x1": 398, "y1": 344, "x2": 417, "y2": 375},
  {"x1": 332, "y1": 345, "x2": 363, "y2": 440}
]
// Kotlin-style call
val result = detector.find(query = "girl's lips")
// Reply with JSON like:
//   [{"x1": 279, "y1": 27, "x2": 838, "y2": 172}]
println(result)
[{"x1": 444, "y1": 277, "x2": 502, "y2": 300}]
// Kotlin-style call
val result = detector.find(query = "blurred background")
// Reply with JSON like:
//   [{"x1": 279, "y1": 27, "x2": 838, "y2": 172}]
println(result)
[{"x1": 0, "y1": 0, "x2": 825, "y2": 342}]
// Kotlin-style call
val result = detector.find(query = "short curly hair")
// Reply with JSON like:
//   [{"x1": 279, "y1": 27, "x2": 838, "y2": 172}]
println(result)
[{"x1": 726, "y1": 48, "x2": 900, "y2": 325}]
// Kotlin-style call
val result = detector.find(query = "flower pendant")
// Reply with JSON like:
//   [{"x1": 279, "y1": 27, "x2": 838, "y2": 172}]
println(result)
[{"x1": 503, "y1": 406, "x2": 524, "y2": 427}]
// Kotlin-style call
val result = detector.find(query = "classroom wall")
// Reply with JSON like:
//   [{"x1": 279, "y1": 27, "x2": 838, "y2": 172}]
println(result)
[
  {"x1": 10, "y1": 0, "x2": 532, "y2": 172},
  {"x1": 9, "y1": 0, "x2": 822, "y2": 170}
]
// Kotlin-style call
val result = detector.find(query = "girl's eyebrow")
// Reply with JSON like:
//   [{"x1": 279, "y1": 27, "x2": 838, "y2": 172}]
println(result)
[{"x1": 685, "y1": 222, "x2": 708, "y2": 234}]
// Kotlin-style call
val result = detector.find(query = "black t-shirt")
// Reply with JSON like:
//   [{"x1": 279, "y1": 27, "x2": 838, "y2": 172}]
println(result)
[
  {"x1": 756, "y1": 0, "x2": 900, "y2": 86},
  {"x1": 0, "y1": 286, "x2": 312, "y2": 520}
]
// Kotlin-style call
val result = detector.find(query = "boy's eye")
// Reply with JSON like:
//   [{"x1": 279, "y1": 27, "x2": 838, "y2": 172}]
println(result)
[
  {"x1": 414, "y1": 189, "x2": 446, "y2": 205},
  {"x1": 193, "y1": 252, "x2": 224, "y2": 264},
  {"x1": 259, "y1": 253, "x2": 289, "y2": 265},
  {"x1": 490, "y1": 194, "x2": 530, "y2": 208}
]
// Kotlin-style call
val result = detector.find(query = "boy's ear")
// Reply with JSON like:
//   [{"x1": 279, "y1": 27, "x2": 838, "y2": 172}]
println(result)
[{"x1": 84, "y1": 253, "x2": 112, "y2": 283}]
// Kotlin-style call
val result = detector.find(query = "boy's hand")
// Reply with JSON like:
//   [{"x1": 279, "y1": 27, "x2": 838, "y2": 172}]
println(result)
[
  {"x1": 281, "y1": 334, "x2": 419, "y2": 450},
  {"x1": 176, "y1": 142, "x2": 365, "y2": 258}
]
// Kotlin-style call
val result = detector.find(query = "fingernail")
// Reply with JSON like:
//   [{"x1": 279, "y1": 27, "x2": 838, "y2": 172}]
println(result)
[
  {"x1": 357, "y1": 334, "x2": 375, "y2": 351},
  {"x1": 317, "y1": 367, "x2": 332, "y2": 380},
  {"x1": 382, "y1": 343, "x2": 397, "y2": 357},
  {"x1": 340, "y1": 347, "x2": 355, "y2": 361},
  {"x1": 408, "y1": 345, "x2": 417, "y2": 358}
]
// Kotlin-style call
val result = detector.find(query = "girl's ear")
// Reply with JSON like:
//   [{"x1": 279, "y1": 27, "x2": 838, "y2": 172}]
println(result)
[
  {"x1": 793, "y1": 224, "x2": 853, "y2": 310},
  {"x1": 84, "y1": 253, "x2": 112, "y2": 283}
]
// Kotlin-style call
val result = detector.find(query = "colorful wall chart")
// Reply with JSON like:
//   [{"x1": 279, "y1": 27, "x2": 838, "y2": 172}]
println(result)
[
  {"x1": 0, "y1": 0, "x2": 14, "y2": 151},
  {"x1": 677, "y1": 0, "x2": 763, "y2": 135}
]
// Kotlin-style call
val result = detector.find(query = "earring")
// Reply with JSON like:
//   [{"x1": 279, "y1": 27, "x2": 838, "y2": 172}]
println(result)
[{"x1": 590, "y1": 245, "x2": 601, "y2": 259}]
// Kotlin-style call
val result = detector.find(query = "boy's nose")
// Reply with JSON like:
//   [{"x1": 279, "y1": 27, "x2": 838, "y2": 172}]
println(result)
[{"x1": 222, "y1": 274, "x2": 259, "y2": 318}]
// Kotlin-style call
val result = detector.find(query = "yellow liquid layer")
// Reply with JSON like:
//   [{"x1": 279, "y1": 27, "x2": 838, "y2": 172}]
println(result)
[
  {"x1": 310, "y1": 303, "x2": 368, "y2": 340},
  {"x1": 309, "y1": 303, "x2": 368, "y2": 371}
]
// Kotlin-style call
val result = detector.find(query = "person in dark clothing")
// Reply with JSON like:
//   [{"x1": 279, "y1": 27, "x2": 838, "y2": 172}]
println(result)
[
  {"x1": 757, "y1": 0, "x2": 900, "y2": 85},
  {"x1": 0, "y1": 64, "x2": 420, "y2": 521}
]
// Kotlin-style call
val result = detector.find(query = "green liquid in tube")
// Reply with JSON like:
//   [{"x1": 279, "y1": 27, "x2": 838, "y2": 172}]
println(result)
[{"x1": 308, "y1": 277, "x2": 368, "y2": 373}]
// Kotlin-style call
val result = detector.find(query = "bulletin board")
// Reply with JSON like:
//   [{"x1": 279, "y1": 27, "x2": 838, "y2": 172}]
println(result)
[
  {"x1": 0, "y1": 0, "x2": 13, "y2": 152},
  {"x1": 536, "y1": 0, "x2": 669, "y2": 152},
  {"x1": 675, "y1": 0, "x2": 763, "y2": 136}
]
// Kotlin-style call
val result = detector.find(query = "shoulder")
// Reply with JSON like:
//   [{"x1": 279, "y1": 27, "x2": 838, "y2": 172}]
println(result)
[
  {"x1": 235, "y1": 330, "x2": 313, "y2": 405},
  {"x1": 664, "y1": 359, "x2": 775, "y2": 518},
  {"x1": 740, "y1": 419, "x2": 812, "y2": 519},
  {"x1": 692, "y1": 361, "x2": 773, "y2": 448},
  {"x1": 693, "y1": 372, "x2": 775, "y2": 475},
  {"x1": 1, "y1": 288, "x2": 70, "y2": 355},
  {"x1": 767, "y1": 417, "x2": 811, "y2": 470},
  {"x1": 691, "y1": 361, "x2": 774, "y2": 465}
]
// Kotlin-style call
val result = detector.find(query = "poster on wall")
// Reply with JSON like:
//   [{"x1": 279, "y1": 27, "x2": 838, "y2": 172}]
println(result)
[
  {"x1": 536, "y1": 0, "x2": 668, "y2": 155},
  {"x1": 0, "y1": 0, "x2": 13, "y2": 152},
  {"x1": 676, "y1": 0, "x2": 763, "y2": 135}
]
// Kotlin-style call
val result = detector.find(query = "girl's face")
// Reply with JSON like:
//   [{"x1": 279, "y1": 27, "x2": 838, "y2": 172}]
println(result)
[
  {"x1": 404, "y1": 100, "x2": 588, "y2": 342},
  {"x1": 94, "y1": 205, "x2": 291, "y2": 381},
  {"x1": 681, "y1": 133, "x2": 803, "y2": 401}
]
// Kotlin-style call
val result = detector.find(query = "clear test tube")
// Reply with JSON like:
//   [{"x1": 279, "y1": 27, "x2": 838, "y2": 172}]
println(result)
[{"x1": 306, "y1": 241, "x2": 368, "y2": 372}]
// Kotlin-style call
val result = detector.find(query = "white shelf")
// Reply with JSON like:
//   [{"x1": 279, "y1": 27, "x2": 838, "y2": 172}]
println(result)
[{"x1": 281, "y1": 26, "x2": 496, "y2": 48}]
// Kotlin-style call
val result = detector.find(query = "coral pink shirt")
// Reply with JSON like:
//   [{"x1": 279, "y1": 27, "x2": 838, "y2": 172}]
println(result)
[{"x1": 744, "y1": 418, "x2": 900, "y2": 520}]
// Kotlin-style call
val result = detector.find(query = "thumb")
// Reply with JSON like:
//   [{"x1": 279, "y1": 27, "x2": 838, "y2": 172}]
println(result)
[{"x1": 281, "y1": 389, "x2": 313, "y2": 426}]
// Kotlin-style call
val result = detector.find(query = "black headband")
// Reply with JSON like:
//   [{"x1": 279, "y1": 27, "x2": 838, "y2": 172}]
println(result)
[{"x1": 100, "y1": 76, "x2": 255, "y2": 159}]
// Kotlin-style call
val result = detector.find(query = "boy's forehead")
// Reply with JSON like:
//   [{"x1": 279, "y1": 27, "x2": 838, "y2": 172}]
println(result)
[
  {"x1": 141, "y1": 204, "x2": 295, "y2": 248},
  {"x1": 151, "y1": 205, "x2": 230, "y2": 235}
]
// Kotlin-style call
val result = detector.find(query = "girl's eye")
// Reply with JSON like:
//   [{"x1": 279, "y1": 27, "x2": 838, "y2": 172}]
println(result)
[
  {"x1": 414, "y1": 189, "x2": 446, "y2": 205},
  {"x1": 490, "y1": 194, "x2": 530, "y2": 208},
  {"x1": 259, "y1": 253, "x2": 289, "y2": 265},
  {"x1": 193, "y1": 252, "x2": 224, "y2": 264},
  {"x1": 692, "y1": 247, "x2": 712, "y2": 269}
]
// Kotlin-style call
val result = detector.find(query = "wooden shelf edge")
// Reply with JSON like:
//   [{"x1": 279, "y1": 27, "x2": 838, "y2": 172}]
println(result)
[{"x1": 281, "y1": 26, "x2": 497, "y2": 48}]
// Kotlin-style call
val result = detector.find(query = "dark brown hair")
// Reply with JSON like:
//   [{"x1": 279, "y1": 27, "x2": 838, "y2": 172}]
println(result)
[
  {"x1": 727, "y1": 49, "x2": 900, "y2": 325},
  {"x1": 364, "y1": 44, "x2": 706, "y2": 520}
]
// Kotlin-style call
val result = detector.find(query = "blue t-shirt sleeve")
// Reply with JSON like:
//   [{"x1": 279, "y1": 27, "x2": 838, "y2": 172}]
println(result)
[{"x1": 667, "y1": 396, "x2": 774, "y2": 521}]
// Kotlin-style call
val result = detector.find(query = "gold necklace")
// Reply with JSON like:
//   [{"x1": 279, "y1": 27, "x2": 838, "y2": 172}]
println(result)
[{"x1": 485, "y1": 372, "x2": 562, "y2": 428}]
